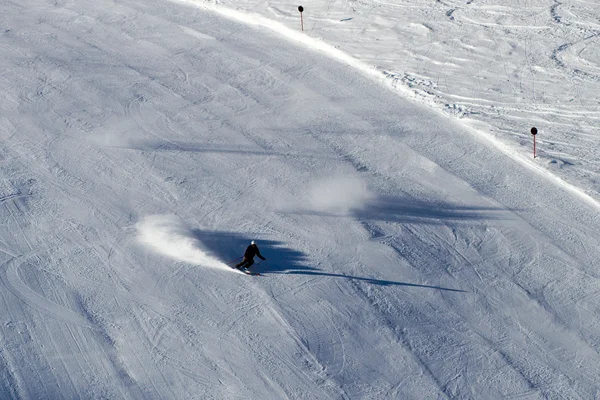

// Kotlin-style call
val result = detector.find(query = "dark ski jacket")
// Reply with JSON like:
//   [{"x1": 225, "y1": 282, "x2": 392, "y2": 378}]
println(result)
[{"x1": 244, "y1": 244, "x2": 265, "y2": 261}]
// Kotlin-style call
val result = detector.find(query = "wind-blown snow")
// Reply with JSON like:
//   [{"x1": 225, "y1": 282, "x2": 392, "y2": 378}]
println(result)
[
  {"x1": 305, "y1": 175, "x2": 374, "y2": 215},
  {"x1": 137, "y1": 214, "x2": 235, "y2": 272}
]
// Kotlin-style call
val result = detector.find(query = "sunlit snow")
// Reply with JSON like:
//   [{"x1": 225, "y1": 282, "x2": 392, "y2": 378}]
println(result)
[{"x1": 1, "y1": 0, "x2": 599, "y2": 398}]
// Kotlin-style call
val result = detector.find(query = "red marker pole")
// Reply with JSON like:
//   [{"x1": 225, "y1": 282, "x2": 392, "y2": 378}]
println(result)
[
  {"x1": 298, "y1": 6, "x2": 304, "y2": 31},
  {"x1": 531, "y1": 127, "x2": 538, "y2": 158}
]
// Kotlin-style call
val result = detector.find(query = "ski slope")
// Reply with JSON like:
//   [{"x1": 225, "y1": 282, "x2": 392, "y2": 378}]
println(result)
[
  {"x1": 1, "y1": 0, "x2": 599, "y2": 398},
  {"x1": 201, "y1": 0, "x2": 600, "y2": 203}
]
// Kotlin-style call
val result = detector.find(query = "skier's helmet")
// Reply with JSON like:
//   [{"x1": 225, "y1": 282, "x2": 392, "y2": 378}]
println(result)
[{"x1": 251, "y1": 240, "x2": 256, "y2": 245}]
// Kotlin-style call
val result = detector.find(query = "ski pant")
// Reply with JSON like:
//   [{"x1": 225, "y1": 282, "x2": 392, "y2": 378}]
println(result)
[{"x1": 235, "y1": 257, "x2": 254, "y2": 269}]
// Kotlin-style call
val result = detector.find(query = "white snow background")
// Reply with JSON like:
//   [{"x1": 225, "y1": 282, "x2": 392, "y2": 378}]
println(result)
[{"x1": 1, "y1": 0, "x2": 599, "y2": 398}]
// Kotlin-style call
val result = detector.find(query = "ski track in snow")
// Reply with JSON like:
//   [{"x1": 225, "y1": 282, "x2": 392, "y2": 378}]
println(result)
[
  {"x1": 191, "y1": 0, "x2": 600, "y2": 204},
  {"x1": 1, "y1": 0, "x2": 600, "y2": 398},
  {"x1": 1, "y1": 254, "x2": 97, "y2": 331}
]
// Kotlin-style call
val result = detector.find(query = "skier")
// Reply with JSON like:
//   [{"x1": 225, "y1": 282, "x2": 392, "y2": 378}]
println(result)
[{"x1": 235, "y1": 240, "x2": 266, "y2": 270}]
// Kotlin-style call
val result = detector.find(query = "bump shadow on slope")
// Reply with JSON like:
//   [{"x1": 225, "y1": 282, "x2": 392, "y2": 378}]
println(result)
[
  {"x1": 284, "y1": 195, "x2": 512, "y2": 225},
  {"x1": 192, "y1": 229, "x2": 466, "y2": 292},
  {"x1": 104, "y1": 139, "x2": 329, "y2": 161},
  {"x1": 99, "y1": 139, "x2": 272, "y2": 155},
  {"x1": 355, "y1": 196, "x2": 514, "y2": 225}
]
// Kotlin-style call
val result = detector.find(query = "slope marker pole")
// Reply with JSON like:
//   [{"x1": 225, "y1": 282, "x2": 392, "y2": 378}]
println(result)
[
  {"x1": 298, "y1": 6, "x2": 304, "y2": 31},
  {"x1": 531, "y1": 127, "x2": 538, "y2": 158}
]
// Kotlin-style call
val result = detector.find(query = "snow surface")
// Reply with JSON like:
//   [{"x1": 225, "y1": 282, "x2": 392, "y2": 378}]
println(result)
[
  {"x1": 1, "y1": 0, "x2": 600, "y2": 398},
  {"x1": 193, "y1": 0, "x2": 600, "y2": 203}
]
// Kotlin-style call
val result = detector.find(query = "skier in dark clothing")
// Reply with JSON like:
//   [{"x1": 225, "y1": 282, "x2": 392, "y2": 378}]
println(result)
[{"x1": 235, "y1": 241, "x2": 266, "y2": 270}]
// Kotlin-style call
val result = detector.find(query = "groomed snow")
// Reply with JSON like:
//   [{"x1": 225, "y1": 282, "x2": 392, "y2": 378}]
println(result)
[
  {"x1": 183, "y1": 0, "x2": 600, "y2": 203},
  {"x1": 0, "y1": 0, "x2": 599, "y2": 398}
]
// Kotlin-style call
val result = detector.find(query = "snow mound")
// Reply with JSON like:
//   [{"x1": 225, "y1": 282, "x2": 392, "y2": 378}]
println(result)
[{"x1": 136, "y1": 215, "x2": 235, "y2": 272}]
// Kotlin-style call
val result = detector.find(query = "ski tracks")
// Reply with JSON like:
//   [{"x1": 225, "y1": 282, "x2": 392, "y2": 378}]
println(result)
[
  {"x1": 356, "y1": 213, "x2": 600, "y2": 397},
  {"x1": 220, "y1": 274, "x2": 350, "y2": 399},
  {"x1": 0, "y1": 254, "x2": 97, "y2": 331},
  {"x1": 550, "y1": 0, "x2": 600, "y2": 82},
  {"x1": 0, "y1": 176, "x2": 180, "y2": 398},
  {"x1": 272, "y1": 286, "x2": 348, "y2": 381}
]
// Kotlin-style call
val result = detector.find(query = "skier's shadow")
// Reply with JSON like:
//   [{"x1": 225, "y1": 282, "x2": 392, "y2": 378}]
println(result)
[
  {"x1": 274, "y1": 270, "x2": 466, "y2": 292},
  {"x1": 193, "y1": 230, "x2": 466, "y2": 292},
  {"x1": 192, "y1": 230, "x2": 310, "y2": 273}
]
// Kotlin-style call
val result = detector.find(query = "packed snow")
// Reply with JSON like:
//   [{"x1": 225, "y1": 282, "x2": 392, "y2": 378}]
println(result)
[
  {"x1": 1, "y1": 0, "x2": 599, "y2": 399},
  {"x1": 187, "y1": 0, "x2": 600, "y2": 202}
]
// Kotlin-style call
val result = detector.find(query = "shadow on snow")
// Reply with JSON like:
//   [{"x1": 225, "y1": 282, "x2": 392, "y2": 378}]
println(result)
[
  {"x1": 282, "y1": 195, "x2": 515, "y2": 225},
  {"x1": 192, "y1": 229, "x2": 466, "y2": 293},
  {"x1": 357, "y1": 196, "x2": 515, "y2": 225},
  {"x1": 274, "y1": 270, "x2": 466, "y2": 292}
]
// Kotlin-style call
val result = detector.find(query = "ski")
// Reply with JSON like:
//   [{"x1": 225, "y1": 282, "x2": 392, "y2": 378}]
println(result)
[
  {"x1": 229, "y1": 265, "x2": 261, "y2": 276},
  {"x1": 239, "y1": 268, "x2": 261, "y2": 276}
]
